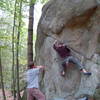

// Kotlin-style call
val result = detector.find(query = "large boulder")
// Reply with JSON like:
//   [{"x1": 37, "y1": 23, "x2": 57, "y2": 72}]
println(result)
[{"x1": 35, "y1": 0, "x2": 100, "y2": 100}]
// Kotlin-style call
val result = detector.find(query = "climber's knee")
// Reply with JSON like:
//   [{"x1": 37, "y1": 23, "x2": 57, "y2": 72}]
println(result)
[{"x1": 62, "y1": 62, "x2": 67, "y2": 68}]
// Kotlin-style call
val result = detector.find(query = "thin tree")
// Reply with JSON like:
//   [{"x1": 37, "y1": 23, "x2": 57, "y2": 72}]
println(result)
[
  {"x1": 27, "y1": 0, "x2": 48, "y2": 65},
  {"x1": 27, "y1": 0, "x2": 35, "y2": 65},
  {"x1": 12, "y1": 0, "x2": 17, "y2": 99},
  {"x1": 21, "y1": 1, "x2": 35, "y2": 100},
  {"x1": 22, "y1": 0, "x2": 48, "y2": 99},
  {"x1": 16, "y1": 0, "x2": 22, "y2": 99},
  {"x1": 0, "y1": 48, "x2": 6, "y2": 100}
]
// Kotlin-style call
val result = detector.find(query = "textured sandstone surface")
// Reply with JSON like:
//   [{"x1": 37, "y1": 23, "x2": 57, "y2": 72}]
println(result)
[{"x1": 35, "y1": 0, "x2": 100, "y2": 100}]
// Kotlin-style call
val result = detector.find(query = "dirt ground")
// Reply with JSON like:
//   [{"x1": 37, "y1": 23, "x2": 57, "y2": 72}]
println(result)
[{"x1": 0, "y1": 89, "x2": 24, "y2": 100}]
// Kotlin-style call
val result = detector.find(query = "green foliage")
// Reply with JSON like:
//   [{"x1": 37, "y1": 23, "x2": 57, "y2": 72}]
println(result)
[
  {"x1": 30, "y1": 0, "x2": 48, "y2": 5},
  {"x1": 0, "y1": 0, "x2": 28, "y2": 90},
  {"x1": 40, "y1": 0, "x2": 48, "y2": 3},
  {"x1": 0, "y1": 0, "x2": 48, "y2": 97},
  {"x1": 30, "y1": 0, "x2": 36, "y2": 5},
  {"x1": 0, "y1": 0, "x2": 15, "y2": 14}
]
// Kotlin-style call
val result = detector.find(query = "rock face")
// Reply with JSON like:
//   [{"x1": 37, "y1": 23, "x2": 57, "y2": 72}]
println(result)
[{"x1": 35, "y1": 0, "x2": 100, "y2": 100}]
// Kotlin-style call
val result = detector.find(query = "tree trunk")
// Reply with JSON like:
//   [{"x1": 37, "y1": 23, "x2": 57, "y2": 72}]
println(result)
[
  {"x1": 12, "y1": 0, "x2": 17, "y2": 99},
  {"x1": 27, "y1": 2, "x2": 34, "y2": 65},
  {"x1": 22, "y1": 1, "x2": 35, "y2": 100},
  {"x1": 0, "y1": 48, "x2": 6, "y2": 100},
  {"x1": 16, "y1": 0, "x2": 22, "y2": 100}
]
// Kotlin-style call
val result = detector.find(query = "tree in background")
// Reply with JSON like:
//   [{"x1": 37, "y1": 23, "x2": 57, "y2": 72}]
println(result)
[
  {"x1": 16, "y1": 0, "x2": 23, "y2": 99},
  {"x1": 12, "y1": 0, "x2": 17, "y2": 99},
  {"x1": 27, "y1": 0, "x2": 35, "y2": 66},
  {"x1": 0, "y1": 48, "x2": 6, "y2": 100},
  {"x1": 27, "y1": 0, "x2": 48, "y2": 65},
  {"x1": 0, "y1": 0, "x2": 48, "y2": 99}
]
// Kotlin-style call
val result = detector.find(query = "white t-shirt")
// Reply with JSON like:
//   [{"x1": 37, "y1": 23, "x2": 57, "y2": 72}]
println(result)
[{"x1": 26, "y1": 68, "x2": 40, "y2": 88}]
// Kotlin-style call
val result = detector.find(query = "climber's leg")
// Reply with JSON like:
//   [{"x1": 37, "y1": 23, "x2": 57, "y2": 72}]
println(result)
[
  {"x1": 68, "y1": 56, "x2": 92, "y2": 76},
  {"x1": 61, "y1": 57, "x2": 69, "y2": 77},
  {"x1": 61, "y1": 62, "x2": 66, "y2": 76}
]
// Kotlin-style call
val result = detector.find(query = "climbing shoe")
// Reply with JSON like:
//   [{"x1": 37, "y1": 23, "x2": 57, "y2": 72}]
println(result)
[
  {"x1": 80, "y1": 69, "x2": 92, "y2": 76},
  {"x1": 83, "y1": 72, "x2": 92, "y2": 76}
]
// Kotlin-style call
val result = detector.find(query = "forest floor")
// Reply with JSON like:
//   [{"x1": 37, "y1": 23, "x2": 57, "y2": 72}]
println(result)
[{"x1": 0, "y1": 89, "x2": 24, "y2": 100}]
